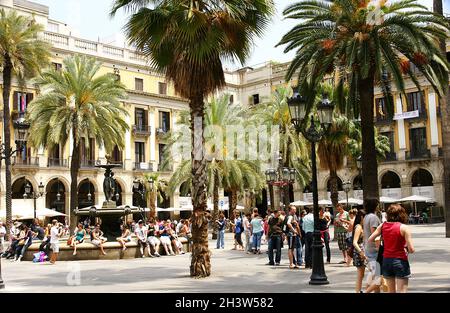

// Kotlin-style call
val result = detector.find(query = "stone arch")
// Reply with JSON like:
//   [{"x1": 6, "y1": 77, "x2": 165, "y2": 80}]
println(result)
[
  {"x1": 378, "y1": 168, "x2": 402, "y2": 185},
  {"x1": 179, "y1": 182, "x2": 191, "y2": 197},
  {"x1": 45, "y1": 175, "x2": 70, "y2": 191},
  {"x1": 114, "y1": 177, "x2": 127, "y2": 206},
  {"x1": 45, "y1": 177, "x2": 68, "y2": 213},
  {"x1": 326, "y1": 176, "x2": 343, "y2": 192},
  {"x1": 380, "y1": 171, "x2": 401, "y2": 189},
  {"x1": 78, "y1": 178, "x2": 96, "y2": 208},
  {"x1": 411, "y1": 168, "x2": 434, "y2": 187},
  {"x1": 11, "y1": 175, "x2": 37, "y2": 199}
]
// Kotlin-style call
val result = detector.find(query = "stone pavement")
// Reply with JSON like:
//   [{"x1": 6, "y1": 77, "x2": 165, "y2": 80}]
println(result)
[{"x1": 1, "y1": 223, "x2": 449, "y2": 293}]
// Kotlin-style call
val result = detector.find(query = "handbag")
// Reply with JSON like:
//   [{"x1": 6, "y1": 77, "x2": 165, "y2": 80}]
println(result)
[
  {"x1": 67, "y1": 236, "x2": 74, "y2": 246},
  {"x1": 18, "y1": 239, "x2": 26, "y2": 246},
  {"x1": 376, "y1": 224, "x2": 384, "y2": 265}
]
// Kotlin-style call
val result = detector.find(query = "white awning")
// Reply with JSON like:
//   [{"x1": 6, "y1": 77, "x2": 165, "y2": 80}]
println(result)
[
  {"x1": 290, "y1": 200, "x2": 313, "y2": 206},
  {"x1": 339, "y1": 198, "x2": 363, "y2": 206}
]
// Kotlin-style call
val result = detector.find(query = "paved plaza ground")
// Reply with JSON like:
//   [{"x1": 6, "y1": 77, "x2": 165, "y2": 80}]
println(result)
[{"x1": 1, "y1": 223, "x2": 449, "y2": 293}]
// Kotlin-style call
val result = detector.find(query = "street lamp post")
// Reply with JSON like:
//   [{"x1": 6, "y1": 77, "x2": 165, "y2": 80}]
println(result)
[
  {"x1": 288, "y1": 92, "x2": 335, "y2": 285},
  {"x1": 0, "y1": 119, "x2": 29, "y2": 290},
  {"x1": 23, "y1": 181, "x2": 45, "y2": 219},
  {"x1": 265, "y1": 154, "x2": 296, "y2": 214},
  {"x1": 343, "y1": 181, "x2": 352, "y2": 210}
]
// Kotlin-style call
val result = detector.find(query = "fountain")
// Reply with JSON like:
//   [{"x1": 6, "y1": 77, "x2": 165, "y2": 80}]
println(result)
[{"x1": 74, "y1": 163, "x2": 143, "y2": 239}]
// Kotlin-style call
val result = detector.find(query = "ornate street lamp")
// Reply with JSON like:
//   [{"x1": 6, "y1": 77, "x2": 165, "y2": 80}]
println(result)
[
  {"x1": 0, "y1": 118, "x2": 30, "y2": 290},
  {"x1": 343, "y1": 181, "x2": 352, "y2": 210},
  {"x1": 288, "y1": 92, "x2": 334, "y2": 286},
  {"x1": 23, "y1": 181, "x2": 45, "y2": 219},
  {"x1": 265, "y1": 157, "x2": 295, "y2": 213}
]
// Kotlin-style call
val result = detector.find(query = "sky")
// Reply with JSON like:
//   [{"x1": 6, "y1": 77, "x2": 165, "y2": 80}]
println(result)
[{"x1": 34, "y1": 0, "x2": 447, "y2": 69}]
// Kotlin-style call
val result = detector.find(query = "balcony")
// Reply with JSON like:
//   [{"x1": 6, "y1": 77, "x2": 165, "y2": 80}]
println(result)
[
  {"x1": 132, "y1": 125, "x2": 152, "y2": 137},
  {"x1": 133, "y1": 162, "x2": 154, "y2": 171},
  {"x1": 12, "y1": 157, "x2": 39, "y2": 167},
  {"x1": 406, "y1": 149, "x2": 431, "y2": 160},
  {"x1": 157, "y1": 163, "x2": 173, "y2": 172},
  {"x1": 80, "y1": 159, "x2": 96, "y2": 168},
  {"x1": 374, "y1": 115, "x2": 394, "y2": 125},
  {"x1": 48, "y1": 158, "x2": 69, "y2": 168},
  {"x1": 406, "y1": 108, "x2": 427, "y2": 120},
  {"x1": 156, "y1": 127, "x2": 170, "y2": 135},
  {"x1": 380, "y1": 152, "x2": 397, "y2": 162}
]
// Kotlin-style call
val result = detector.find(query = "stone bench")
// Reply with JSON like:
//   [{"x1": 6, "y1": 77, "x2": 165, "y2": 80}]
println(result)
[{"x1": 22, "y1": 237, "x2": 190, "y2": 261}]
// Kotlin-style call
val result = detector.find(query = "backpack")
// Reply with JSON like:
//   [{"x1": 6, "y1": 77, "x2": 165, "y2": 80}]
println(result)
[{"x1": 236, "y1": 218, "x2": 244, "y2": 233}]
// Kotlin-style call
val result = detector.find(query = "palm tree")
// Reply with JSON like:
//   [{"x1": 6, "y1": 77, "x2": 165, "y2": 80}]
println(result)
[
  {"x1": 317, "y1": 114, "x2": 354, "y2": 208},
  {"x1": 278, "y1": 0, "x2": 450, "y2": 202},
  {"x1": 27, "y1": 55, "x2": 129, "y2": 229},
  {"x1": 143, "y1": 173, "x2": 167, "y2": 219},
  {"x1": 252, "y1": 86, "x2": 311, "y2": 207},
  {"x1": 0, "y1": 9, "x2": 51, "y2": 235},
  {"x1": 433, "y1": 0, "x2": 450, "y2": 237},
  {"x1": 347, "y1": 125, "x2": 391, "y2": 164},
  {"x1": 165, "y1": 96, "x2": 265, "y2": 238},
  {"x1": 111, "y1": 0, "x2": 274, "y2": 278}
]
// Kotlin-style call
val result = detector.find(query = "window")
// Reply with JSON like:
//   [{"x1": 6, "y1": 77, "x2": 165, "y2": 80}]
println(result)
[
  {"x1": 406, "y1": 91, "x2": 425, "y2": 114},
  {"x1": 381, "y1": 131, "x2": 395, "y2": 160},
  {"x1": 135, "y1": 142, "x2": 145, "y2": 163},
  {"x1": 158, "y1": 82, "x2": 167, "y2": 95},
  {"x1": 375, "y1": 97, "x2": 390, "y2": 121},
  {"x1": 229, "y1": 95, "x2": 234, "y2": 105},
  {"x1": 159, "y1": 144, "x2": 167, "y2": 170},
  {"x1": 159, "y1": 111, "x2": 171, "y2": 132},
  {"x1": 81, "y1": 138, "x2": 95, "y2": 163},
  {"x1": 52, "y1": 63, "x2": 62, "y2": 71},
  {"x1": 135, "y1": 78, "x2": 144, "y2": 91},
  {"x1": 409, "y1": 128, "x2": 428, "y2": 158},
  {"x1": 111, "y1": 145, "x2": 122, "y2": 163},
  {"x1": 135, "y1": 109, "x2": 148, "y2": 129},
  {"x1": 13, "y1": 91, "x2": 33, "y2": 114},
  {"x1": 252, "y1": 94, "x2": 260, "y2": 105}
]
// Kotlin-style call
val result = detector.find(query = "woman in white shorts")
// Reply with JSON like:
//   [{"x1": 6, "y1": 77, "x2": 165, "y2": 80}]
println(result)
[
  {"x1": 91, "y1": 224, "x2": 107, "y2": 255},
  {"x1": 159, "y1": 222, "x2": 175, "y2": 256},
  {"x1": 146, "y1": 221, "x2": 161, "y2": 257}
]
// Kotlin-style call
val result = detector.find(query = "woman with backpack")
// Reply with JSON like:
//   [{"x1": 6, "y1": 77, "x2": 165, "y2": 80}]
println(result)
[{"x1": 352, "y1": 209, "x2": 367, "y2": 293}]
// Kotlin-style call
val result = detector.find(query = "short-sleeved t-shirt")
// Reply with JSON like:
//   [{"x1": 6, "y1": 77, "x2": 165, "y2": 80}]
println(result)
[
  {"x1": 50, "y1": 226, "x2": 60, "y2": 244},
  {"x1": 335, "y1": 211, "x2": 350, "y2": 233},
  {"x1": 364, "y1": 213, "x2": 381, "y2": 256},
  {"x1": 250, "y1": 218, "x2": 264, "y2": 233}
]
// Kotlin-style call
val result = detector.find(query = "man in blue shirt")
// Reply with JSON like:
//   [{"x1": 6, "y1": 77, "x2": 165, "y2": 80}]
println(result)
[{"x1": 302, "y1": 207, "x2": 315, "y2": 269}]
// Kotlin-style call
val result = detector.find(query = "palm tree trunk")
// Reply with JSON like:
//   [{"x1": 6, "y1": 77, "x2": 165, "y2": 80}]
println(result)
[
  {"x1": 212, "y1": 171, "x2": 219, "y2": 240},
  {"x1": 230, "y1": 189, "x2": 238, "y2": 212},
  {"x1": 359, "y1": 70, "x2": 379, "y2": 201},
  {"x1": 433, "y1": 0, "x2": 450, "y2": 237},
  {"x1": 329, "y1": 169, "x2": 339, "y2": 208},
  {"x1": 70, "y1": 126, "x2": 80, "y2": 230},
  {"x1": 2, "y1": 55, "x2": 13, "y2": 239},
  {"x1": 149, "y1": 190, "x2": 156, "y2": 219},
  {"x1": 189, "y1": 94, "x2": 210, "y2": 278}
]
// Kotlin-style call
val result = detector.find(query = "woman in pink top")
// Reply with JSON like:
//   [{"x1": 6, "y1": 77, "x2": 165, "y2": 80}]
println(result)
[{"x1": 368, "y1": 204, "x2": 415, "y2": 293}]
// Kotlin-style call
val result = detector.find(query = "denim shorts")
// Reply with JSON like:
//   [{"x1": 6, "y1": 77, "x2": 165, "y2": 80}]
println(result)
[{"x1": 382, "y1": 258, "x2": 411, "y2": 279}]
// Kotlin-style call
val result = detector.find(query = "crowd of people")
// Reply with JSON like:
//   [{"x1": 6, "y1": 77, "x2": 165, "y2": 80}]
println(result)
[
  {"x1": 216, "y1": 199, "x2": 415, "y2": 294},
  {"x1": 0, "y1": 217, "x2": 192, "y2": 264},
  {"x1": 1, "y1": 200, "x2": 416, "y2": 293}
]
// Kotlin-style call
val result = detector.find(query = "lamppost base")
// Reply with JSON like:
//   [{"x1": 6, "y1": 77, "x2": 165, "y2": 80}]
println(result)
[{"x1": 309, "y1": 277, "x2": 330, "y2": 285}]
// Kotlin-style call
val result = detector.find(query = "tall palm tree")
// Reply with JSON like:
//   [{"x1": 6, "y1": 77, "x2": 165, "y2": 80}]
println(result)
[
  {"x1": 318, "y1": 114, "x2": 354, "y2": 208},
  {"x1": 165, "y1": 96, "x2": 265, "y2": 238},
  {"x1": 347, "y1": 125, "x2": 391, "y2": 164},
  {"x1": 112, "y1": 0, "x2": 274, "y2": 277},
  {"x1": 252, "y1": 86, "x2": 311, "y2": 207},
  {"x1": 433, "y1": 0, "x2": 450, "y2": 237},
  {"x1": 27, "y1": 55, "x2": 129, "y2": 229},
  {"x1": 0, "y1": 9, "x2": 51, "y2": 235},
  {"x1": 278, "y1": 0, "x2": 450, "y2": 202}
]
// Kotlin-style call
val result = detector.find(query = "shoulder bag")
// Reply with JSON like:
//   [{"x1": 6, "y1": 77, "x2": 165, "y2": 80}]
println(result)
[{"x1": 376, "y1": 223, "x2": 384, "y2": 265}]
